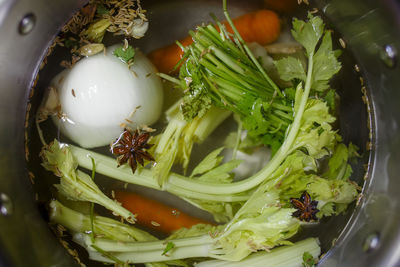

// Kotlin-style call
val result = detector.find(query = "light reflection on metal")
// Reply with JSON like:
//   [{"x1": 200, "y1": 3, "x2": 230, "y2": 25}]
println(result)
[
  {"x1": 18, "y1": 13, "x2": 35, "y2": 35},
  {"x1": 0, "y1": 193, "x2": 12, "y2": 216}
]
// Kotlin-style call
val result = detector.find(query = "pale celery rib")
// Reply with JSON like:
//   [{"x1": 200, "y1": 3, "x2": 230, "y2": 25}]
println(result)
[
  {"x1": 69, "y1": 145, "x2": 250, "y2": 202},
  {"x1": 195, "y1": 238, "x2": 320, "y2": 267},
  {"x1": 49, "y1": 200, "x2": 157, "y2": 242},
  {"x1": 74, "y1": 233, "x2": 215, "y2": 263}
]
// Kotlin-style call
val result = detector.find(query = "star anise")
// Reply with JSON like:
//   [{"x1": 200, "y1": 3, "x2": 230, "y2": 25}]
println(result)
[
  {"x1": 290, "y1": 191, "x2": 319, "y2": 222},
  {"x1": 111, "y1": 129, "x2": 155, "y2": 174}
]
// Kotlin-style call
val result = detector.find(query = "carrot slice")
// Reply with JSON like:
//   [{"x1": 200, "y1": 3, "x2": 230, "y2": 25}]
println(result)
[{"x1": 115, "y1": 191, "x2": 212, "y2": 234}]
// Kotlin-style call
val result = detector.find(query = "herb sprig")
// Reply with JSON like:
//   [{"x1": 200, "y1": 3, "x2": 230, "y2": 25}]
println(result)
[
  {"x1": 173, "y1": 20, "x2": 294, "y2": 150},
  {"x1": 113, "y1": 45, "x2": 135, "y2": 63}
]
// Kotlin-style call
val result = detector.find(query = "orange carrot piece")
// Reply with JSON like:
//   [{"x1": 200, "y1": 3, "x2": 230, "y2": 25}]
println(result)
[
  {"x1": 115, "y1": 191, "x2": 212, "y2": 234},
  {"x1": 148, "y1": 9, "x2": 281, "y2": 74}
]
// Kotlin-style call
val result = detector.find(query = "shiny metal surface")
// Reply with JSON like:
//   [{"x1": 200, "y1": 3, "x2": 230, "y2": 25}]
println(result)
[
  {"x1": 17, "y1": 13, "x2": 36, "y2": 35},
  {"x1": 0, "y1": 0, "x2": 399, "y2": 266},
  {"x1": 314, "y1": 0, "x2": 400, "y2": 266},
  {"x1": 0, "y1": 0, "x2": 84, "y2": 266}
]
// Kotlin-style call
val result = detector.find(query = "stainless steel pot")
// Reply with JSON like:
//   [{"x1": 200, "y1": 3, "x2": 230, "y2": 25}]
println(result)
[{"x1": 0, "y1": 0, "x2": 399, "y2": 266}]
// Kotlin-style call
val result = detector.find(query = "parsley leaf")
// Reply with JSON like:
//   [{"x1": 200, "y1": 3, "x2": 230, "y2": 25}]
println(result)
[
  {"x1": 311, "y1": 31, "x2": 342, "y2": 91},
  {"x1": 179, "y1": 56, "x2": 212, "y2": 121},
  {"x1": 274, "y1": 57, "x2": 306, "y2": 82},
  {"x1": 162, "y1": 241, "x2": 175, "y2": 256},
  {"x1": 292, "y1": 14, "x2": 324, "y2": 56},
  {"x1": 181, "y1": 85, "x2": 212, "y2": 121},
  {"x1": 275, "y1": 13, "x2": 341, "y2": 93},
  {"x1": 113, "y1": 45, "x2": 135, "y2": 63}
]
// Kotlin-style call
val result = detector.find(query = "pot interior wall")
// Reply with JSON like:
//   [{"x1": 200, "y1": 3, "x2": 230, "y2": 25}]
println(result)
[{"x1": 22, "y1": 0, "x2": 371, "y2": 266}]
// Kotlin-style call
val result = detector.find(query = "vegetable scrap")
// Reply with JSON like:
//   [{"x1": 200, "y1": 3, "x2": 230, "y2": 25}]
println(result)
[
  {"x1": 34, "y1": 0, "x2": 365, "y2": 266},
  {"x1": 169, "y1": 12, "x2": 290, "y2": 152},
  {"x1": 115, "y1": 191, "x2": 212, "y2": 234}
]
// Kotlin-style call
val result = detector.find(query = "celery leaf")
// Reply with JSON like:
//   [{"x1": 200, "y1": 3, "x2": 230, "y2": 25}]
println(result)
[
  {"x1": 323, "y1": 143, "x2": 360, "y2": 180},
  {"x1": 191, "y1": 147, "x2": 225, "y2": 177},
  {"x1": 197, "y1": 159, "x2": 242, "y2": 183},
  {"x1": 41, "y1": 140, "x2": 134, "y2": 221}
]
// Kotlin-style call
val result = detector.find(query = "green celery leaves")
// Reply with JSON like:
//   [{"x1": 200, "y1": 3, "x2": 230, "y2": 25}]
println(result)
[{"x1": 41, "y1": 140, "x2": 134, "y2": 222}]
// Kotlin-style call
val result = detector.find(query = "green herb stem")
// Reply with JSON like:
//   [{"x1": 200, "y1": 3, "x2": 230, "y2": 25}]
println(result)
[
  {"x1": 272, "y1": 103, "x2": 293, "y2": 112},
  {"x1": 273, "y1": 110, "x2": 294, "y2": 122},
  {"x1": 157, "y1": 73, "x2": 181, "y2": 85},
  {"x1": 222, "y1": 0, "x2": 282, "y2": 97}
]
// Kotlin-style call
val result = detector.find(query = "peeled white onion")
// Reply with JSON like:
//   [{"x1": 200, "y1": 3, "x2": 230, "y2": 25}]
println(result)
[{"x1": 50, "y1": 44, "x2": 163, "y2": 148}]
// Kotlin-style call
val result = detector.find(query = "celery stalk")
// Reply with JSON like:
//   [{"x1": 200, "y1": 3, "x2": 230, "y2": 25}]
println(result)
[
  {"x1": 49, "y1": 200, "x2": 156, "y2": 242},
  {"x1": 73, "y1": 233, "x2": 214, "y2": 263},
  {"x1": 194, "y1": 238, "x2": 320, "y2": 267},
  {"x1": 69, "y1": 144, "x2": 250, "y2": 202}
]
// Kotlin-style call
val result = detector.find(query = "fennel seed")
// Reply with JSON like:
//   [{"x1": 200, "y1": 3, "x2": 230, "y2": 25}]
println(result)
[
  {"x1": 339, "y1": 38, "x2": 346, "y2": 48},
  {"x1": 151, "y1": 221, "x2": 160, "y2": 227}
]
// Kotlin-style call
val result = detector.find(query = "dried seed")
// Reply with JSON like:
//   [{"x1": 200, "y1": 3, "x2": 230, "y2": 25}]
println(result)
[
  {"x1": 339, "y1": 38, "x2": 346, "y2": 48},
  {"x1": 151, "y1": 221, "x2": 160, "y2": 227},
  {"x1": 78, "y1": 43, "x2": 104, "y2": 57}
]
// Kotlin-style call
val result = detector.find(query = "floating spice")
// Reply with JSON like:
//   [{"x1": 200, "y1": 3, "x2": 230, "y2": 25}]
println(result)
[
  {"x1": 111, "y1": 129, "x2": 155, "y2": 173},
  {"x1": 290, "y1": 191, "x2": 319, "y2": 222}
]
